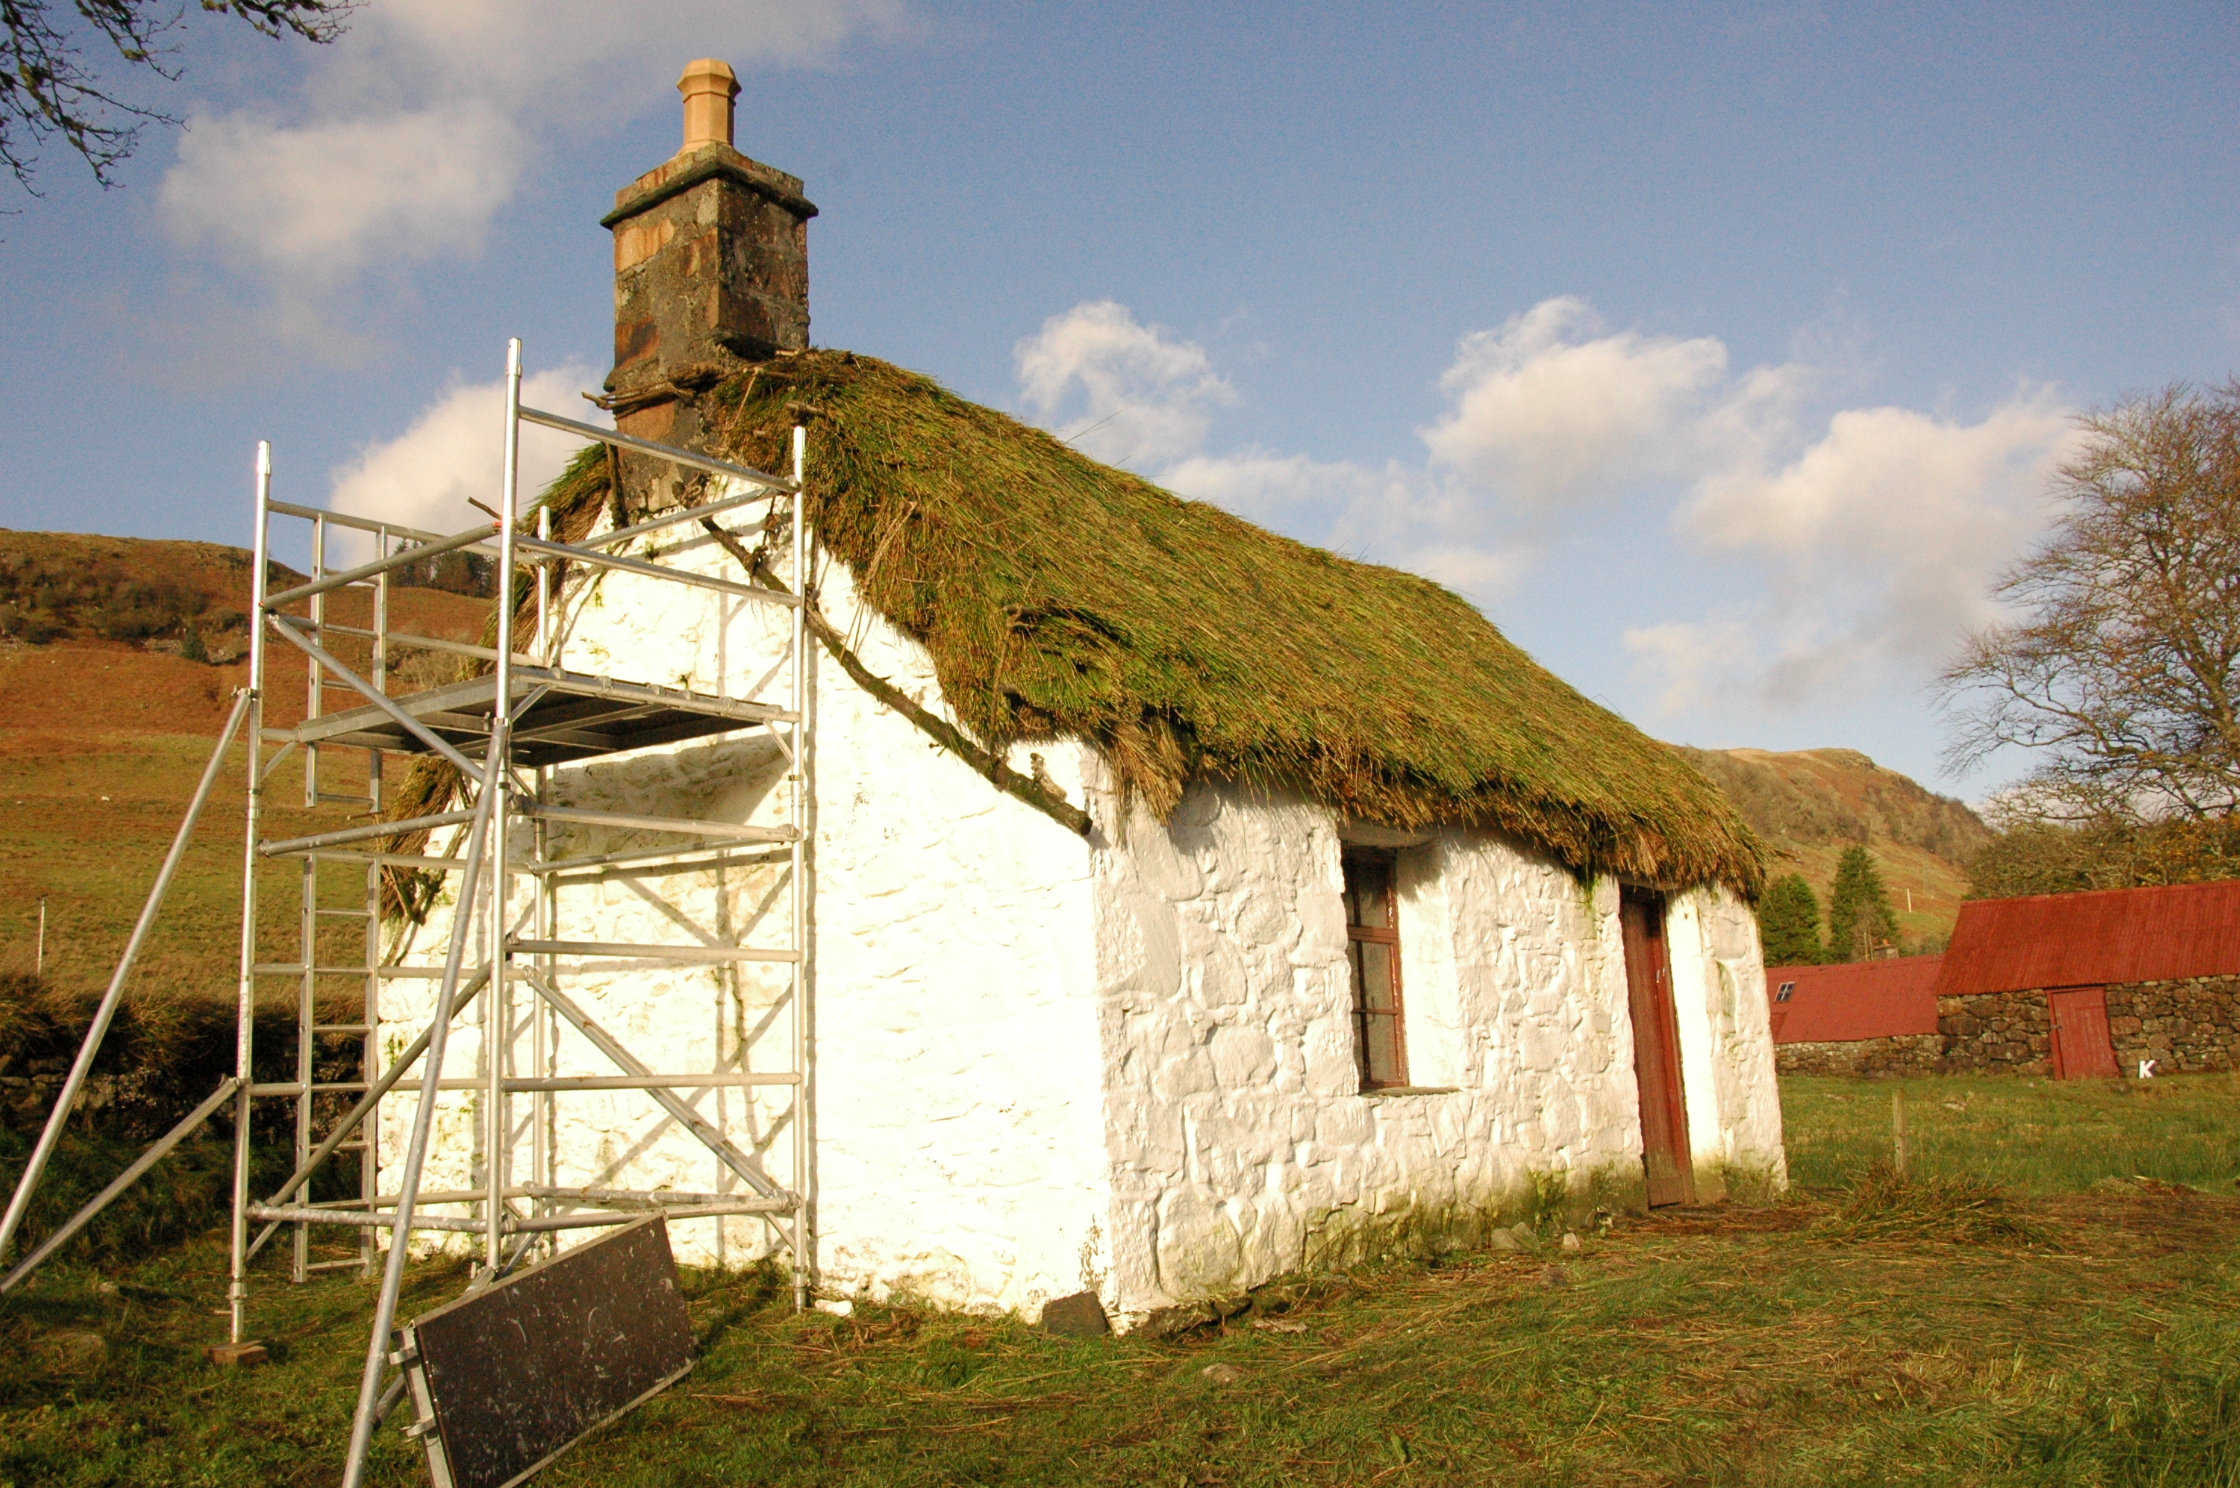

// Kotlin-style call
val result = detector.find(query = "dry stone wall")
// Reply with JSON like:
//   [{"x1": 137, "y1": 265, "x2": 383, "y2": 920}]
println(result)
[
  {"x1": 1938, "y1": 978, "x2": 2240, "y2": 1075},
  {"x1": 1775, "y1": 1034, "x2": 1942, "y2": 1078},
  {"x1": 2106, "y1": 976, "x2": 2240, "y2": 1073},
  {"x1": 1937, "y1": 990, "x2": 2051, "y2": 1075}
]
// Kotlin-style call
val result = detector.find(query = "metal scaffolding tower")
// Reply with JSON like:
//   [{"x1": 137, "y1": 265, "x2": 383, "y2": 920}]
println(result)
[{"x1": 0, "y1": 340, "x2": 814, "y2": 1486}]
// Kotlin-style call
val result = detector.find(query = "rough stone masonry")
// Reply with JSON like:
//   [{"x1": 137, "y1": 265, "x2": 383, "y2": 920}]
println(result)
[
  {"x1": 1939, "y1": 976, "x2": 2240, "y2": 1076},
  {"x1": 601, "y1": 57, "x2": 816, "y2": 459}
]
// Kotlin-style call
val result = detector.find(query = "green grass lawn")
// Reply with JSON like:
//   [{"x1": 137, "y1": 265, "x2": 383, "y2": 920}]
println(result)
[
  {"x1": 4, "y1": 1076, "x2": 2240, "y2": 1487},
  {"x1": 0, "y1": 731, "x2": 391, "y2": 1017},
  {"x1": 1782, "y1": 1070, "x2": 2240, "y2": 1194}
]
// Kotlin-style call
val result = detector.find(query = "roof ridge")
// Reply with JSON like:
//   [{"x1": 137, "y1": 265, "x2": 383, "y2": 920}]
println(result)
[{"x1": 543, "y1": 349, "x2": 1768, "y2": 897}]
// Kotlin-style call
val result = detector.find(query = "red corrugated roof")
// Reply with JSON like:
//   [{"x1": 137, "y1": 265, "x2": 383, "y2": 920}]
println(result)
[
  {"x1": 1765, "y1": 955, "x2": 1943, "y2": 1044},
  {"x1": 1934, "y1": 879, "x2": 2240, "y2": 998}
]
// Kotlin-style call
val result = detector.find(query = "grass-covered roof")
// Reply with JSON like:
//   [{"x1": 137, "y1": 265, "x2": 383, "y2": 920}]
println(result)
[{"x1": 559, "y1": 350, "x2": 1764, "y2": 897}]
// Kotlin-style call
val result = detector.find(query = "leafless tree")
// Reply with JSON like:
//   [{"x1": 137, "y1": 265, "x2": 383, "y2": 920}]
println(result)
[
  {"x1": 1, "y1": 0, "x2": 350, "y2": 193},
  {"x1": 1943, "y1": 383, "x2": 2240, "y2": 820}
]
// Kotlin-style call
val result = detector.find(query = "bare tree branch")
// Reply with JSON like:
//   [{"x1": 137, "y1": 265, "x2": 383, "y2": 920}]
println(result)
[
  {"x1": 1941, "y1": 382, "x2": 2240, "y2": 821},
  {"x1": 1, "y1": 0, "x2": 349, "y2": 194}
]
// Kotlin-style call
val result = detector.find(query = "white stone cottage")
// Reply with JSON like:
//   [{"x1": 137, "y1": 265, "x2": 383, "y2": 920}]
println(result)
[{"x1": 378, "y1": 61, "x2": 1784, "y2": 1331}]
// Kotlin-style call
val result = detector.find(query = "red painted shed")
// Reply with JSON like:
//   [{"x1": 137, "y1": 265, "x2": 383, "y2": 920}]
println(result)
[
  {"x1": 1936, "y1": 880, "x2": 2240, "y2": 1079},
  {"x1": 1934, "y1": 880, "x2": 2240, "y2": 997},
  {"x1": 1766, "y1": 955, "x2": 1944, "y2": 1044}
]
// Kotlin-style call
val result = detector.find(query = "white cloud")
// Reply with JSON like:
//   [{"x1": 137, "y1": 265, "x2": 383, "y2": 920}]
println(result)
[
  {"x1": 1006, "y1": 294, "x2": 2080, "y2": 738},
  {"x1": 1014, "y1": 301, "x2": 1236, "y2": 469},
  {"x1": 1160, "y1": 449, "x2": 1389, "y2": 527},
  {"x1": 1421, "y1": 296, "x2": 1730, "y2": 514},
  {"x1": 1627, "y1": 390, "x2": 2078, "y2": 717},
  {"x1": 328, "y1": 364, "x2": 606, "y2": 546},
  {"x1": 1397, "y1": 294, "x2": 2079, "y2": 720},
  {"x1": 1621, "y1": 618, "x2": 1756, "y2": 716},
  {"x1": 161, "y1": 0, "x2": 907, "y2": 293},
  {"x1": 164, "y1": 104, "x2": 522, "y2": 283},
  {"x1": 1014, "y1": 302, "x2": 1495, "y2": 578}
]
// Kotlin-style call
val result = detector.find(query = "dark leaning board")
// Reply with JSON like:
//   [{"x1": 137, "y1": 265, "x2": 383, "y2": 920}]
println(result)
[{"x1": 399, "y1": 1217, "x2": 695, "y2": 1488}]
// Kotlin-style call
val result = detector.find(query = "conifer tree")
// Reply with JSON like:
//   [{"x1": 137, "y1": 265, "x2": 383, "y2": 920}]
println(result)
[
  {"x1": 1826, "y1": 845, "x2": 1899, "y2": 961},
  {"x1": 1756, "y1": 874, "x2": 1825, "y2": 966}
]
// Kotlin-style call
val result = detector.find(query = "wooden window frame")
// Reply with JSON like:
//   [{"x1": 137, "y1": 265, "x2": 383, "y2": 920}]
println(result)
[{"x1": 1343, "y1": 847, "x2": 1407, "y2": 1092}]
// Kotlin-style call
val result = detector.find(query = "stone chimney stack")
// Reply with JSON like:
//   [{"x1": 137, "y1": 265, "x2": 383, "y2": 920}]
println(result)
[{"x1": 601, "y1": 58, "x2": 817, "y2": 448}]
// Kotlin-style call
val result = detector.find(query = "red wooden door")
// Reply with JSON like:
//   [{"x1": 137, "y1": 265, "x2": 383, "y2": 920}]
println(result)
[
  {"x1": 1622, "y1": 889, "x2": 1695, "y2": 1206},
  {"x1": 2048, "y1": 986, "x2": 2120, "y2": 1079}
]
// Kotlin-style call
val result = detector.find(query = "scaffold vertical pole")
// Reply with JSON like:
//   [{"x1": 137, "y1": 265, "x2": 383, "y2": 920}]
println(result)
[
  {"x1": 293, "y1": 850, "x2": 314, "y2": 1285},
  {"x1": 295, "y1": 513, "x2": 329, "y2": 1285},
  {"x1": 228, "y1": 440, "x2": 273, "y2": 1345},
  {"x1": 789, "y1": 422, "x2": 810, "y2": 1311},
  {"x1": 531, "y1": 502, "x2": 554, "y2": 1247},
  {"x1": 484, "y1": 336, "x2": 524, "y2": 1272}
]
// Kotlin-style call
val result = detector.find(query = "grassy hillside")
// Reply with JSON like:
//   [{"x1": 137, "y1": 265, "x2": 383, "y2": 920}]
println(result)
[
  {"x1": 0, "y1": 531, "x2": 489, "y2": 1014},
  {"x1": 0, "y1": 531, "x2": 269, "y2": 658},
  {"x1": 1677, "y1": 746, "x2": 1990, "y2": 950}
]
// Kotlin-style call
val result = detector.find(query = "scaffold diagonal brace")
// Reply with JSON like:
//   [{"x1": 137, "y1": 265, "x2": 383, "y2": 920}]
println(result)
[
  {"x1": 0, "y1": 688, "x2": 253, "y2": 1273},
  {"x1": 266, "y1": 616, "x2": 484, "y2": 777},
  {"x1": 243, "y1": 967, "x2": 494, "y2": 1265},
  {"x1": 523, "y1": 971, "x2": 787, "y2": 1201}
]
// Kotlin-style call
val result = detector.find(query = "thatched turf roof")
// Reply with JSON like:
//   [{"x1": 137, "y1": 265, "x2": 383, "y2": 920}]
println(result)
[{"x1": 550, "y1": 350, "x2": 1763, "y2": 897}]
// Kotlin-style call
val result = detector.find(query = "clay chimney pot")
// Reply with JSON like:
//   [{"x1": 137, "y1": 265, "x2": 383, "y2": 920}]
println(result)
[{"x1": 678, "y1": 58, "x2": 740, "y2": 151}]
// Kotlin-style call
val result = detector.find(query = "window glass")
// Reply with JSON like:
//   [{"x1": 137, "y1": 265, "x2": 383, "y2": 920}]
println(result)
[
  {"x1": 1343, "y1": 848, "x2": 1405, "y2": 1089},
  {"x1": 1343, "y1": 853, "x2": 1395, "y2": 930},
  {"x1": 1356, "y1": 941, "x2": 1398, "y2": 1015}
]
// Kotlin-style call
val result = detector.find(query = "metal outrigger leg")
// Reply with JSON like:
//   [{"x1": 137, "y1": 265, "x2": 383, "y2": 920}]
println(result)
[{"x1": 0, "y1": 689, "x2": 254, "y2": 1287}]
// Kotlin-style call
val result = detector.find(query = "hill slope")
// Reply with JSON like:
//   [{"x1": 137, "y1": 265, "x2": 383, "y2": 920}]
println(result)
[
  {"x1": 0, "y1": 531, "x2": 489, "y2": 1010},
  {"x1": 1676, "y1": 746, "x2": 1990, "y2": 951},
  {"x1": 0, "y1": 530, "x2": 270, "y2": 659}
]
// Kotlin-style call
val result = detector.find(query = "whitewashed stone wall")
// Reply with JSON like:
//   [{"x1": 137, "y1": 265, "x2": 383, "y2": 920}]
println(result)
[
  {"x1": 1665, "y1": 886, "x2": 1786, "y2": 1195},
  {"x1": 1088, "y1": 785, "x2": 1785, "y2": 1325},
  {"x1": 378, "y1": 482, "x2": 1783, "y2": 1323},
  {"x1": 789, "y1": 557, "x2": 1107, "y2": 1315}
]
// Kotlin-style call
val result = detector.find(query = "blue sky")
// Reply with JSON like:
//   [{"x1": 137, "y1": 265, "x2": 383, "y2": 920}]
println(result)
[{"x1": 2, "y1": 1, "x2": 2235, "y2": 799}]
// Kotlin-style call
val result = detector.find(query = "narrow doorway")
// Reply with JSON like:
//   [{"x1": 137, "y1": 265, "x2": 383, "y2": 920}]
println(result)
[
  {"x1": 2048, "y1": 986, "x2": 2120, "y2": 1079},
  {"x1": 1621, "y1": 887, "x2": 1695, "y2": 1206}
]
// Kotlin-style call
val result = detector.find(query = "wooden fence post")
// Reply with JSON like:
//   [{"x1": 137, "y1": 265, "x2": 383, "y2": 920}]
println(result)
[{"x1": 1892, "y1": 1087, "x2": 1910, "y2": 1179}]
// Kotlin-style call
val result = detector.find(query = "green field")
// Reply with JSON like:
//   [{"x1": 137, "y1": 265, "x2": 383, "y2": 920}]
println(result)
[
  {"x1": 5, "y1": 1074, "x2": 2240, "y2": 1487},
  {"x1": 1783, "y1": 1071, "x2": 2240, "y2": 1194},
  {"x1": 0, "y1": 730, "x2": 391, "y2": 1016}
]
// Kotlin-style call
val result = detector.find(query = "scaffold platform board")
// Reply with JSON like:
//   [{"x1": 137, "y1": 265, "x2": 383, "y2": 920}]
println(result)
[{"x1": 288, "y1": 667, "x2": 793, "y2": 767}]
